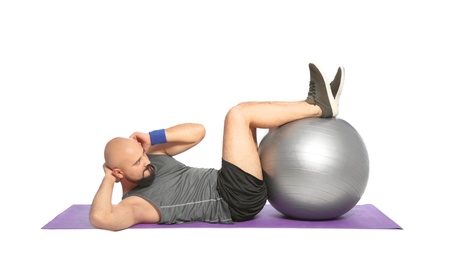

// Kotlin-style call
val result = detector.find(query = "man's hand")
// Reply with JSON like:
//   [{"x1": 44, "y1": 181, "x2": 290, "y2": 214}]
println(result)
[
  {"x1": 130, "y1": 131, "x2": 151, "y2": 152},
  {"x1": 103, "y1": 163, "x2": 119, "y2": 183}
]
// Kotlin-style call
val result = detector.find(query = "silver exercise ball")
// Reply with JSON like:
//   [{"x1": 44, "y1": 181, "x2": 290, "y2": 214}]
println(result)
[{"x1": 259, "y1": 118, "x2": 369, "y2": 220}]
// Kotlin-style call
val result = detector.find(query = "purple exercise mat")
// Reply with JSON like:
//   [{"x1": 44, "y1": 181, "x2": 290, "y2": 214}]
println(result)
[{"x1": 42, "y1": 204, "x2": 402, "y2": 229}]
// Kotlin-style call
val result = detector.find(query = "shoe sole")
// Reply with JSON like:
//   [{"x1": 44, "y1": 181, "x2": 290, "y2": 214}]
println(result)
[
  {"x1": 310, "y1": 63, "x2": 339, "y2": 117},
  {"x1": 334, "y1": 66, "x2": 345, "y2": 108}
]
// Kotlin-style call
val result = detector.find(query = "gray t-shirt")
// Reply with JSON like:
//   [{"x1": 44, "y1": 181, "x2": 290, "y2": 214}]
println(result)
[{"x1": 122, "y1": 154, "x2": 233, "y2": 224}]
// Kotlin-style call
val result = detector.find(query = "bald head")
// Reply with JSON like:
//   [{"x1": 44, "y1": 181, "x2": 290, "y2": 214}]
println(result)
[{"x1": 104, "y1": 137, "x2": 142, "y2": 169}]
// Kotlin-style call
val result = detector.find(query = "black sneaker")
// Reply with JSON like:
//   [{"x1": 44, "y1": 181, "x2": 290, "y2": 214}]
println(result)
[
  {"x1": 305, "y1": 63, "x2": 338, "y2": 117},
  {"x1": 330, "y1": 66, "x2": 345, "y2": 108}
]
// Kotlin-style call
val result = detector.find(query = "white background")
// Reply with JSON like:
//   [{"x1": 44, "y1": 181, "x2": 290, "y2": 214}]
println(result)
[{"x1": 1, "y1": 1, "x2": 457, "y2": 259}]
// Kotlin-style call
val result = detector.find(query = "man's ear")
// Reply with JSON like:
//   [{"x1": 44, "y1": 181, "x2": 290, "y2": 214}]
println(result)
[{"x1": 112, "y1": 168, "x2": 123, "y2": 182}]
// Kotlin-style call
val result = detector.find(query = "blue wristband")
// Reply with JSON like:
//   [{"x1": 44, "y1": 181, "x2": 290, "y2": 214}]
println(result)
[{"x1": 149, "y1": 129, "x2": 167, "y2": 145}]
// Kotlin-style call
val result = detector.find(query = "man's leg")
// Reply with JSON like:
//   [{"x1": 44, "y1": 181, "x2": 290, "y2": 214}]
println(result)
[
  {"x1": 221, "y1": 63, "x2": 337, "y2": 180},
  {"x1": 222, "y1": 101, "x2": 321, "y2": 180}
]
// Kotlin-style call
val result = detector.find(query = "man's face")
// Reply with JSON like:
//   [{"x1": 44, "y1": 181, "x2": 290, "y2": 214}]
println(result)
[{"x1": 122, "y1": 142, "x2": 155, "y2": 187}]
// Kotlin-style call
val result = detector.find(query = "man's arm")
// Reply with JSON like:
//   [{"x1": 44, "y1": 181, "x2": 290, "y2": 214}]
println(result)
[
  {"x1": 89, "y1": 165, "x2": 139, "y2": 231},
  {"x1": 131, "y1": 123, "x2": 206, "y2": 156}
]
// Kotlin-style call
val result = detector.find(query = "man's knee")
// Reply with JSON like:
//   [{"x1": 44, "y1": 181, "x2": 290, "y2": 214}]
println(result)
[{"x1": 225, "y1": 102, "x2": 249, "y2": 125}]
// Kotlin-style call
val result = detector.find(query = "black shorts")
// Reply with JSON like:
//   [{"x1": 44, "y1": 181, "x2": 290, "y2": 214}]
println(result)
[{"x1": 216, "y1": 159, "x2": 268, "y2": 222}]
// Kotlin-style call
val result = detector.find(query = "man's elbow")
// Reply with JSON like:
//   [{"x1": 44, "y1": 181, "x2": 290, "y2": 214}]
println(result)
[
  {"x1": 89, "y1": 212, "x2": 116, "y2": 231},
  {"x1": 195, "y1": 123, "x2": 206, "y2": 142},
  {"x1": 89, "y1": 212, "x2": 105, "y2": 229},
  {"x1": 89, "y1": 213, "x2": 125, "y2": 231}
]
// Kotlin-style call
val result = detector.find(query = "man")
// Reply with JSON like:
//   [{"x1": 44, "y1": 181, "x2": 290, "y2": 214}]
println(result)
[{"x1": 89, "y1": 63, "x2": 345, "y2": 231}]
